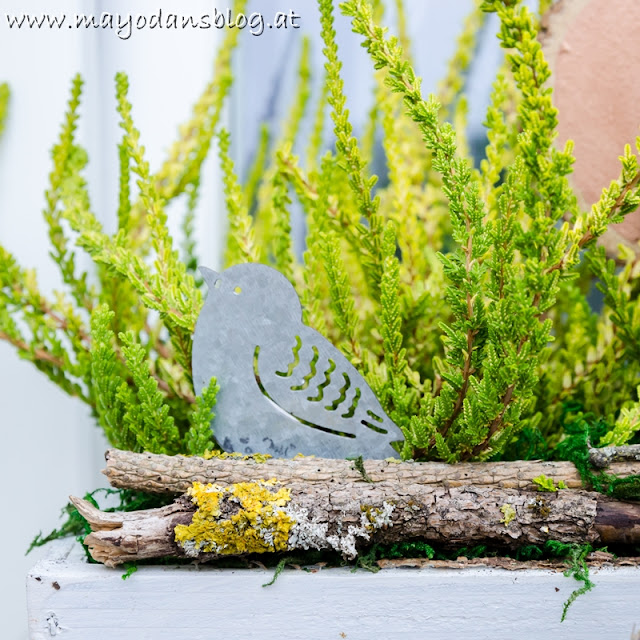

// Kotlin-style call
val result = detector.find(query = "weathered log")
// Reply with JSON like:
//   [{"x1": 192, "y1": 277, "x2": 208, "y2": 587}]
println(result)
[
  {"x1": 73, "y1": 473, "x2": 640, "y2": 567},
  {"x1": 589, "y1": 444, "x2": 640, "y2": 469},
  {"x1": 71, "y1": 498, "x2": 195, "y2": 566},
  {"x1": 103, "y1": 448, "x2": 640, "y2": 494}
]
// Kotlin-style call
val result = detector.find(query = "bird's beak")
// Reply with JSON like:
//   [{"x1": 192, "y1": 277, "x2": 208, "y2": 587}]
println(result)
[{"x1": 199, "y1": 266, "x2": 220, "y2": 286}]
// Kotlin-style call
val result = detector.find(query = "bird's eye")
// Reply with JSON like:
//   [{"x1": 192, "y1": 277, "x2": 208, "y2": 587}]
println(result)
[
  {"x1": 233, "y1": 286, "x2": 242, "y2": 295},
  {"x1": 214, "y1": 279, "x2": 222, "y2": 289}
]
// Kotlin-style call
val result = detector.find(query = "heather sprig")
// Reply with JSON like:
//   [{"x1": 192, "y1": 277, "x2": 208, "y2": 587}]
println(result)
[
  {"x1": 0, "y1": 83, "x2": 9, "y2": 137},
  {"x1": 2, "y1": 0, "x2": 640, "y2": 463}
]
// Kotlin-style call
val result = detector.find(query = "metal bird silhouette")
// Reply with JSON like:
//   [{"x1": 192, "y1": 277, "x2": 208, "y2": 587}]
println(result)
[{"x1": 192, "y1": 263, "x2": 405, "y2": 459}]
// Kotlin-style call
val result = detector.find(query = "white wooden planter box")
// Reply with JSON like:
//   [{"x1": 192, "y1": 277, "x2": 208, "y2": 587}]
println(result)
[{"x1": 27, "y1": 540, "x2": 640, "y2": 640}]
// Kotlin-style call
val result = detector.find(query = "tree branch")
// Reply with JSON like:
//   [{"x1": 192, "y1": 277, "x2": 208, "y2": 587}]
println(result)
[
  {"x1": 75, "y1": 453, "x2": 640, "y2": 567},
  {"x1": 103, "y1": 449, "x2": 640, "y2": 495}
]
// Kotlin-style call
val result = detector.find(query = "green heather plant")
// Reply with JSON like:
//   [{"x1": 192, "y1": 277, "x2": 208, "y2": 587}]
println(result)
[{"x1": 2, "y1": 0, "x2": 640, "y2": 471}]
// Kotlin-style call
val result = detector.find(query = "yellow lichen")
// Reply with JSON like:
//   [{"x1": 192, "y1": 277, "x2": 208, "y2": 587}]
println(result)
[
  {"x1": 500, "y1": 503, "x2": 516, "y2": 527},
  {"x1": 202, "y1": 449, "x2": 272, "y2": 463},
  {"x1": 174, "y1": 479, "x2": 293, "y2": 556}
]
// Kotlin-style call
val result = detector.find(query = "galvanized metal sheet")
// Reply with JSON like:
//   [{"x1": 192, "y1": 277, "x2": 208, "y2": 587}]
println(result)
[{"x1": 192, "y1": 263, "x2": 404, "y2": 459}]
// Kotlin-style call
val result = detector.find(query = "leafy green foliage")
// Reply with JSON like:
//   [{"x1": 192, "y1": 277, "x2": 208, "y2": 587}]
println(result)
[
  {"x1": 532, "y1": 474, "x2": 567, "y2": 492},
  {"x1": 184, "y1": 377, "x2": 220, "y2": 456},
  {"x1": 549, "y1": 407, "x2": 640, "y2": 502},
  {"x1": 339, "y1": 0, "x2": 640, "y2": 460},
  {"x1": 0, "y1": 83, "x2": 9, "y2": 138},
  {"x1": 220, "y1": 128, "x2": 259, "y2": 267},
  {"x1": 0, "y1": 0, "x2": 243, "y2": 453},
  {"x1": 2, "y1": 0, "x2": 640, "y2": 465}
]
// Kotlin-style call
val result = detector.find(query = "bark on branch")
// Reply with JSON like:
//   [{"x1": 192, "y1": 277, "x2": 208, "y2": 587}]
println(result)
[
  {"x1": 589, "y1": 444, "x2": 640, "y2": 468},
  {"x1": 71, "y1": 449, "x2": 640, "y2": 567},
  {"x1": 103, "y1": 448, "x2": 640, "y2": 494}
]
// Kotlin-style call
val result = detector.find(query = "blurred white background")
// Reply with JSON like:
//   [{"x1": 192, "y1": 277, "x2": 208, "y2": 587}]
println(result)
[{"x1": 0, "y1": 1, "x2": 498, "y2": 637}]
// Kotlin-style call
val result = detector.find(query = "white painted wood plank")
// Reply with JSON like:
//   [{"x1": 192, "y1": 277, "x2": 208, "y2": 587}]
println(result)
[{"x1": 27, "y1": 540, "x2": 640, "y2": 639}]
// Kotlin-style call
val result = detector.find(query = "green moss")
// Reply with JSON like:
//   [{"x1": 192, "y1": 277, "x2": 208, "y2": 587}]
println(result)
[
  {"x1": 349, "y1": 455, "x2": 374, "y2": 483},
  {"x1": 121, "y1": 562, "x2": 138, "y2": 580},
  {"x1": 174, "y1": 480, "x2": 293, "y2": 556}
]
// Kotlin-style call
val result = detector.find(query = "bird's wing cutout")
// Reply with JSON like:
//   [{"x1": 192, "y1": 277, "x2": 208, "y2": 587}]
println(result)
[{"x1": 255, "y1": 326, "x2": 403, "y2": 443}]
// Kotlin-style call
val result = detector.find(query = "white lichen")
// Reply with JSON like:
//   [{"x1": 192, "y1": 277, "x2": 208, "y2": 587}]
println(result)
[
  {"x1": 284, "y1": 504, "x2": 330, "y2": 551},
  {"x1": 308, "y1": 502, "x2": 396, "y2": 559},
  {"x1": 180, "y1": 539, "x2": 200, "y2": 558},
  {"x1": 369, "y1": 501, "x2": 395, "y2": 528}
]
